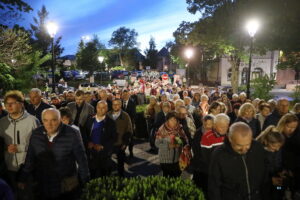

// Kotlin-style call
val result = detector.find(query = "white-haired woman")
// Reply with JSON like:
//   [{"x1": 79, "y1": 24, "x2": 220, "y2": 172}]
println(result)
[{"x1": 235, "y1": 102, "x2": 261, "y2": 138}]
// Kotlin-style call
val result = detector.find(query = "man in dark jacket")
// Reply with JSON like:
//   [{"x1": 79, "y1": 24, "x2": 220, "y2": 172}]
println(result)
[
  {"x1": 18, "y1": 108, "x2": 90, "y2": 200},
  {"x1": 26, "y1": 88, "x2": 52, "y2": 122},
  {"x1": 108, "y1": 99, "x2": 133, "y2": 177},
  {"x1": 121, "y1": 90, "x2": 136, "y2": 157},
  {"x1": 263, "y1": 98, "x2": 289, "y2": 130},
  {"x1": 208, "y1": 122, "x2": 269, "y2": 200},
  {"x1": 83, "y1": 101, "x2": 116, "y2": 178}
]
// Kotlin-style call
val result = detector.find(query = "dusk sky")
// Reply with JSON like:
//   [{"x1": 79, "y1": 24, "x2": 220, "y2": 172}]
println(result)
[{"x1": 20, "y1": 0, "x2": 200, "y2": 56}]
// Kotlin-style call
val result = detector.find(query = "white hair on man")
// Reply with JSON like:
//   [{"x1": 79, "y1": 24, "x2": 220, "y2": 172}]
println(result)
[
  {"x1": 228, "y1": 122, "x2": 252, "y2": 139},
  {"x1": 42, "y1": 108, "x2": 61, "y2": 120},
  {"x1": 30, "y1": 88, "x2": 42, "y2": 96},
  {"x1": 214, "y1": 113, "x2": 230, "y2": 125}
]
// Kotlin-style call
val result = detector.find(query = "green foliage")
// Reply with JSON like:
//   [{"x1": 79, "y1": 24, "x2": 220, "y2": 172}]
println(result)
[
  {"x1": 109, "y1": 27, "x2": 138, "y2": 66},
  {"x1": 30, "y1": 5, "x2": 64, "y2": 58},
  {"x1": 171, "y1": 55, "x2": 185, "y2": 69},
  {"x1": 76, "y1": 36, "x2": 106, "y2": 75},
  {"x1": 82, "y1": 176, "x2": 204, "y2": 200},
  {"x1": 0, "y1": 63, "x2": 15, "y2": 92},
  {"x1": 144, "y1": 37, "x2": 158, "y2": 69},
  {"x1": 251, "y1": 74, "x2": 276, "y2": 100},
  {"x1": 0, "y1": 27, "x2": 32, "y2": 67},
  {"x1": 136, "y1": 104, "x2": 147, "y2": 113},
  {"x1": 110, "y1": 66, "x2": 125, "y2": 71},
  {"x1": 13, "y1": 51, "x2": 50, "y2": 92},
  {"x1": 290, "y1": 85, "x2": 300, "y2": 104}
]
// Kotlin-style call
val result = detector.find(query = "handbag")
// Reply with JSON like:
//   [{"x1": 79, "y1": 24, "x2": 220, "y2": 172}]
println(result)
[
  {"x1": 61, "y1": 175, "x2": 79, "y2": 193},
  {"x1": 179, "y1": 145, "x2": 192, "y2": 171}
]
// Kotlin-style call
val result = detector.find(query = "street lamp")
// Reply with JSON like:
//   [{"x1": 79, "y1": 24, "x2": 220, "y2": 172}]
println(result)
[
  {"x1": 184, "y1": 48, "x2": 194, "y2": 86},
  {"x1": 246, "y1": 19, "x2": 259, "y2": 99},
  {"x1": 46, "y1": 22, "x2": 58, "y2": 93},
  {"x1": 98, "y1": 56, "x2": 104, "y2": 85}
]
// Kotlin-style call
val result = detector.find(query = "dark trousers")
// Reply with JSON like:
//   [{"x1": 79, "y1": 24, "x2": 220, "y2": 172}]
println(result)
[
  {"x1": 114, "y1": 146, "x2": 126, "y2": 177},
  {"x1": 7, "y1": 171, "x2": 34, "y2": 200},
  {"x1": 193, "y1": 171, "x2": 208, "y2": 198},
  {"x1": 160, "y1": 163, "x2": 181, "y2": 178},
  {"x1": 88, "y1": 150, "x2": 112, "y2": 179}
]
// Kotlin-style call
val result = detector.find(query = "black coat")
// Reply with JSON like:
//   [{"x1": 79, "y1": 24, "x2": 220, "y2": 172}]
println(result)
[
  {"x1": 19, "y1": 124, "x2": 90, "y2": 198},
  {"x1": 153, "y1": 111, "x2": 167, "y2": 131},
  {"x1": 82, "y1": 115, "x2": 117, "y2": 156},
  {"x1": 26, "y1": 101, "x2": 52, "y2": 123},
  {"x1": 235, "y1": 117, "x2": 261, "y2": 138},
  {"x1": 262, "y1": 110, "x2": 283, "y2": 131},
  {"x1": 208, "y1": 139, "x2": 269, "y2": 200},
  {"x1": 122, "y1": 99, "x2": 136, "y2": 123}
]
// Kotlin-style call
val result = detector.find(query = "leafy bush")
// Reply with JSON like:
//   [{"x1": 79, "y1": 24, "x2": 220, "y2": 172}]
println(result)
[
  {"x1": 111, "y1": 66, "x2": 125, "y2": 71},
  {"x1": 82, "y1": 176, "x2": 204, "y2": 200},
  {"x1": 250, "y1": 74, "x2": 276, "y2": 100},
  {"x1": 136, "y1": 104, "x2": 148, "y2": 113}
]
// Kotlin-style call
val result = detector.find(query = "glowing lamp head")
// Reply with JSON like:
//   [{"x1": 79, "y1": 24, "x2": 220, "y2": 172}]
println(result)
[
  {"x1": 246, "y1": 19, "x2": 259, "y2": 38},
  {"x1": 46, "y1": 22, "x2": 58, "y2": 38}
]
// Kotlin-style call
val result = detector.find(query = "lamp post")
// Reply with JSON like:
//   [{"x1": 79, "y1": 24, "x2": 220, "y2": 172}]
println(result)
[
  {"x1": 46, "y1": 22, "x2": 58, "y2": 93},
  {"x1": 184, "y1": 48, "x2": 194, "y2": 86},
  {"x1": 98, "y1": 56, "x2": 104, "y2": 85},
  {"x1": 246, "y1": 19, "x2": 259, "y2": 99}
]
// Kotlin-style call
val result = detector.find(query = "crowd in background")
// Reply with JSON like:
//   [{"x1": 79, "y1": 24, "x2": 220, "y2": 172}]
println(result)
[{"x1": 0, "y1": 78, "x2": 299, "y2": 200}]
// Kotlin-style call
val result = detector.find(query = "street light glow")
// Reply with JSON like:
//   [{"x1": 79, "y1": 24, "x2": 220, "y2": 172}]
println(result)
[
  {"x1": 246, "y1": 19, "x2": 259, "y2": 37},
  {"x1": 185, "y1": 48, "x2": 194, "y2": 59},
  {"x1": 46, "y1": 22, "x2": 58, "y2": 38},
  {"x1": 98, "y1": 56, "x2": 104, "y2": 63}
]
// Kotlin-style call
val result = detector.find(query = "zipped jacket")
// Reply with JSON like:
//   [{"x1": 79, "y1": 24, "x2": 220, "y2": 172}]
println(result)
[
  {"x1": 0, "y1": 111, "x2": 39, "y2": 171},
  {"x1": 208, "y1": 138, "x2": 269, "y2": 200}
]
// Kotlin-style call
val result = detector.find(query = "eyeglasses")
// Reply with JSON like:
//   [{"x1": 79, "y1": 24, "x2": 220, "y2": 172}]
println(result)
[{"x1": 4, "y1": 102, "x2": 20, "y2": 106}]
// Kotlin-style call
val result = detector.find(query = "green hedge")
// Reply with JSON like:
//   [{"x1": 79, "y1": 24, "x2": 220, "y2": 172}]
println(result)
[{"x1": 82, "y1": 176, "x2": 205, "y2": 200}]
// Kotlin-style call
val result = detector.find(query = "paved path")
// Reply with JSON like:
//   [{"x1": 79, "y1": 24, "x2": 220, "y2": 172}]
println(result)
[{"x1": 111, "y1": 139, "x2": 192, "y2": 179}]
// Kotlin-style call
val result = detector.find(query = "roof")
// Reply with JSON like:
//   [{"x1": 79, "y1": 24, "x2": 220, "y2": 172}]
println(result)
[{"x1": 157, "y1": 47, "x2": 169, "y2": 57}]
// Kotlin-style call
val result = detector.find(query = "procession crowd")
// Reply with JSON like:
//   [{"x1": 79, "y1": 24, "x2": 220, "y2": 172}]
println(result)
[{"x1": 0, "y1": 78, "x2": 299, "y2": 200}]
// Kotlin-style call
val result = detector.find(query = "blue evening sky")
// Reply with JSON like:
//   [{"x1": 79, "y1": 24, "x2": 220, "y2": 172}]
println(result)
[{"x1": 21, "y1": 0, "x2": 200, "y2": 55}]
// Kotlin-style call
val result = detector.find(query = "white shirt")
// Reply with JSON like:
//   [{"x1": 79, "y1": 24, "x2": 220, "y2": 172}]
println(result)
[
  {"x1": 112, "y1": 111, "x2": 121, "y2": 120},
  {"x1": 46, "y1": 131, "x2": 59, "y2": 142}
]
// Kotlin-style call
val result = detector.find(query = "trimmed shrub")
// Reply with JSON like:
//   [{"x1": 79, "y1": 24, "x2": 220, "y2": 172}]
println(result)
[{"x1": 82, "y1": 176, "x2": 205, "y2": 200}]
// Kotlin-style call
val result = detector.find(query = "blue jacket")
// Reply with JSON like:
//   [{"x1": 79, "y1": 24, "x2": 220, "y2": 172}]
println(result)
[{"x1": 19, "y1": 124, "x2": 90, "y2": 198}]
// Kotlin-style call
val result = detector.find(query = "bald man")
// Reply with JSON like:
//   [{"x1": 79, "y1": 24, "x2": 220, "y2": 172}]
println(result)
[
  {"x1": 208, "y1": 122, "x2": 269, "y2": 200},
  {"x1": 18, "y1": 108, "x2": 90, "y2": 199}
]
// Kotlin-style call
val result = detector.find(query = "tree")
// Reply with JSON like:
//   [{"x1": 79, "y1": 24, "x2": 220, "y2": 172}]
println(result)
[
  {"x1": 76, "y1": 36, "x2": 105, "y2": 75},
  {"x1": 184, "y1": 0, "x2": 300, "y2": 92},
  {"x1": 144, "y1": 37, "x2": 158, "y2": 69},
  {"x1": 109, "y1": 27, "x2": 138, "y2": 67},
  {"x1": 251, "y1": 74, "x2": 276, "y2": 100},
  {"x1": 0, "y1": 63, "x2": 15, "y2": 93},
  {"x1": 0, "y1": 27, "x2": 32, "y2": 68},
  {"x1": 30, "y1": 5, "x2": 64, "y2": 58},
  {"x1": 0, "y1": 0, "x2": 32, "y2": 26}
]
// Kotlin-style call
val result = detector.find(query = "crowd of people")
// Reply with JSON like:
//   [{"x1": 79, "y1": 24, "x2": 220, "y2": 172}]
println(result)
[{"x1": 0, "y1": 78, "x2": 299, "y2": 200}]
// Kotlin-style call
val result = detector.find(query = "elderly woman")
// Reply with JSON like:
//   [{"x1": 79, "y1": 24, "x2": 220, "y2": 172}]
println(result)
[
  {"x1": 235, "y1": 102, "x2": 261, "y2": 138},
  {"x1": 155, "y1": 112, "x2": 188, "y2": 177},
  {"x1": 184, "y1": 96, "x2": 196, "y2": 115},
  {"x1": 199, "y1": 94, "x2": 209, "y2": 115}
]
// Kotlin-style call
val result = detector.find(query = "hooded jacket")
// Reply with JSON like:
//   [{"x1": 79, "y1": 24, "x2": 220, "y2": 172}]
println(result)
[
  {"x1": 208, "y1": 138, "x2": 269, "y2": 200},
  {"x1": 0, "y1": 111, "x2": 40, "y2": 171}
]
